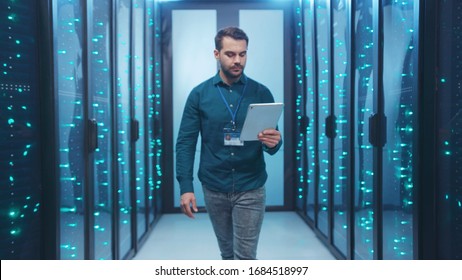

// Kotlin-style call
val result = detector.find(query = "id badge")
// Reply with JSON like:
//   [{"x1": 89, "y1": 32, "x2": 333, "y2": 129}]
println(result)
[{"x1": 224, "y1": 128, "x2": 244, "y2": 146}]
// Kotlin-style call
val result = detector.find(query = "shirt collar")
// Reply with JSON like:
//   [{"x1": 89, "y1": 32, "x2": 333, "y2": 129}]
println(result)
[{"x1": 213, "y1": 71, "x2": 247, "y2": 87}]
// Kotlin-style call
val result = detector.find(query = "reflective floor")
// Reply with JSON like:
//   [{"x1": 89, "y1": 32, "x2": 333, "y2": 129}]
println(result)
[{"x1": 133, "y1": 211, "x2": 336, "y2": 260}]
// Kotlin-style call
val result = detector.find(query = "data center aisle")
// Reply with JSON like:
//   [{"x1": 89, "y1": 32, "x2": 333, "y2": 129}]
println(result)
[{"x1": 133, "y1": 211, "x2": 336, "y2": 260}]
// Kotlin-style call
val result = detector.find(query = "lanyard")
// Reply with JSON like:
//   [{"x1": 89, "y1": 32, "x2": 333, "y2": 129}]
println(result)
[{"x1": 217, "y1": 83, "x2": 247, "y2": 130}]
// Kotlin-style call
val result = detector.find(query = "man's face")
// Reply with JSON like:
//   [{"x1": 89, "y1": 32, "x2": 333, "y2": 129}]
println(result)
[{"x1": 214, "y1": 36, "x2": 247, "y2": 82}]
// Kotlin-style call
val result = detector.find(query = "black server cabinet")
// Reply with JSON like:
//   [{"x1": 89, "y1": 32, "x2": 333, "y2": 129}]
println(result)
[
  {"x1": 0, "y1": 0, "x2": 162, "y2": 260},
  {"x1": 0, "y1": 0, "x2": 43, "y2": 260},
  {"x1": 296, "y1": 0, "x2": 419, "y2": 260},
  {"x1": 39, "y1": 0, "x2": 163, "y2": 260},
  {"x1": 432, "y1": 0, "x2": 462, "y2": 260}
]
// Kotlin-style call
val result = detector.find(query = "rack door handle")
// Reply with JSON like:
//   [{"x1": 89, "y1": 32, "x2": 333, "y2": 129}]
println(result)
[
  {"x1": 88, "y1": 119, "x2": 98, "y2": 153},
  {"x1": 325, "y1": 115, "x2": 337, "y2": 139},
  {"x1": 369, "y1": 113, "x2": 387, "y2": 147},
  {"x1": 131, "y1": 119, "x2": 140, "y2": 142}
]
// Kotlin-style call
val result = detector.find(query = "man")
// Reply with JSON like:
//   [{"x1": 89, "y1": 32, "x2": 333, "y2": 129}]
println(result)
[{"x1": 176, "y1": 26, "x2": 282, "y2": 260}]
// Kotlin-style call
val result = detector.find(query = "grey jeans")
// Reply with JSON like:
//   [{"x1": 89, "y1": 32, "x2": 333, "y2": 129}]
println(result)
[{"x1": 202, "y1": 186, "x2": 266, "y2": 260}]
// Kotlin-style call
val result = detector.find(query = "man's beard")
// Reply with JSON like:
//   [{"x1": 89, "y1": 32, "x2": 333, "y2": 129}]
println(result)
[{"x1": 222, "y1": 66, "x2": 243, "y2": 79}]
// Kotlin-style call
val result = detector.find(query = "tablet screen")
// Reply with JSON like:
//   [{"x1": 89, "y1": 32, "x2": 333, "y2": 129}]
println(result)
[{"x1": 240, "y1": 103, "x2": 284, "y2": 141}]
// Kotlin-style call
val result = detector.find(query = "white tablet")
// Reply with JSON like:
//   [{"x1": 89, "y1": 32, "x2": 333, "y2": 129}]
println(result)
[{"x1": 240, "y1": 103, "x2": 284, "y2": 141}]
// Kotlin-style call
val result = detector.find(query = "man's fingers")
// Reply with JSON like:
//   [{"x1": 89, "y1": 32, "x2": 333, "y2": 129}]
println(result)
[
  {"x1": 183, "y1": 205, "x2": 194, "y2": 218},
  {"x1": 181, "y1": 201, "x2": 194, "y2": 218},
  {"x1": 180, "y1": 193, "x2": 197, "y2": 219},
  {"x1": 258, "y1": 129, "x2": 281, "y2": 148},
  {"x1": 191, "y1": 199, "x2": 198, "y2": 213}
]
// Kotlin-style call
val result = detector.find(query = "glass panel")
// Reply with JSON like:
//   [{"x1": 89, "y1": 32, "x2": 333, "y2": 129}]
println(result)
[
  {"x1": 89, "y1": 0, "x2": 113, "y2": 260},
  {"x1": 116, "y1": 0, "x2": 132, "y2": 258},
  {"x1": 152, "y1": 1, "x2": 163, "y2": 219},
  {"x1": 240, "y1": 9, "x2": 284, "y2": 206},
  {"x1": 55, "y1": 0, "x2": 85, "y2": 260},
  {"x1": 172, "y1": 10, "x2": 217, "y2": 208},
  {"x1": 436, "y1": 0, "x2": 462, "y2": 260},
  {"x1": 382, "y1": 0, "x2": 417, "y2": 260},
  {"x1": 332, "y1": 0, "x2": 349, "y2": 256},
  {"x1": 146, "y1": 0, "x2": 155, "y2": 224},
  {"x1": 315, "y1": 0, "x2": 329, "y2": 235},
  {"x1": 304, "y1": 0, "x2": 316, "y2": 221},
  {"x1": 294, "y1": 2, "x2": 305, "y2": 210},
  {"x1": 353, "y1": 0, "x2": 374, "y2": 260},
  {"x1": 0, "y1": 0, "x2": 42, "y2": 259},
  {"x1": 133, "y1": 0, "x2": 147, "y2": 240}
]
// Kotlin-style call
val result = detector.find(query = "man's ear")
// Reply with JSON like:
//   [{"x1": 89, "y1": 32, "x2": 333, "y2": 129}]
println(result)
[{"x1": 213, "y1": 49, "x2": 219, "y2": 59}]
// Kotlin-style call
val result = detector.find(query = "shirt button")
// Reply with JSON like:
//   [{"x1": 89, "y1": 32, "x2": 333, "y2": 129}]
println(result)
[
  {"x1": 230, "y1": 104, "x2": 233, "y2": 108},
  {"x1": 231, "y1": 152, "x2": 234, "y2": 156},
  {"x1": 232, "y1": 169, "x2": 235, "y2": 172},
  {"x1": 229, "y1": 89, "x2": 233, "y2": 93}
]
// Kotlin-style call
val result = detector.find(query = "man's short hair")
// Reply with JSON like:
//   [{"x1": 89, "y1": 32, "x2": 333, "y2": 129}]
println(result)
[{"x1": 215, "y1": 26, "x2": 249, "y2": 51}]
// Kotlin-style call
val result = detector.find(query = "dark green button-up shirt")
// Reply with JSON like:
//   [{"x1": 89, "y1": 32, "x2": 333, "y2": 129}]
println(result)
[{"x1": 176, "y1": 72, "x2": 282, "y2": 194}]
